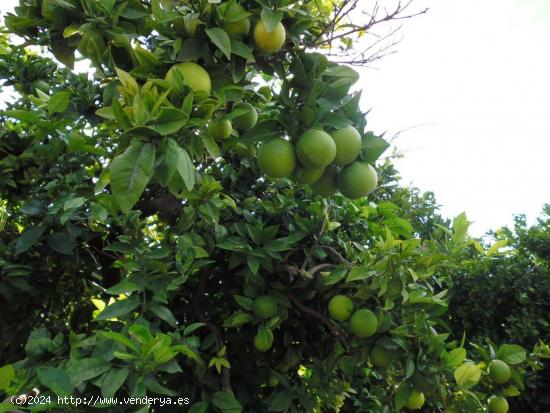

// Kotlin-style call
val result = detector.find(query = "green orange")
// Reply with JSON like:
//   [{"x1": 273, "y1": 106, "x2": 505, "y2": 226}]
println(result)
[
  {"x1": 349, "y1": 309, "x2": 378, "y2": 338},
  {"x1": 296, "y1": 129, "x2": 336, "y2": 168},
  {"x1": 406, "y1": 390, "x2": 425, "y2": 410},
  {"x1": 254, "y1": 20, "x2": 286, "y2": 53},
  {"x1": 310, "y1": 166, "x2": 339, "y2": 196},
  {"x1": 231, "y1": 102, "x2": 258, "y2": 130},
  {"x1": 330, "y1": 126, "x2": 362, "y2": 166},
  {"x1": 328, "y1": 295, "x2": 354, "y2": 321},
  {"x1": 488, "y1": 359, "x2": 511, "y2": 384},
  {"x1": 370, "y1": 345, "x2": 394, "y2": 368},
  {"x1": 294, "y1": 166, "x2": 324, "y2": 184},
  {"x1": 488, "y1": 396, "x2": 509, "y2": 413},
  {"x1": 165, "y1": 62, "x2": 211, "y2": 94},
  {"x1": 208, "y1": 119, "x2": 232, "y2": 140},
  {"x1": 253, "y1": 295, "x2": 278, "y2": 319},
  {"x1": 337, "y1": 161, "x2": 378, "y2": 199},
  {"x1": 257, "y1": 138, "x2": 296, "y2": 178},
  {"x1": 254, "y1": 329, "x2": 274, "y2": 352}
]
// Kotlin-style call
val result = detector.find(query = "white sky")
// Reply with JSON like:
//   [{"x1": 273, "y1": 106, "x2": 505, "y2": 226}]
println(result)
[
  {"x1": 358, "y1": 0, "x2": 550, "y2": 235},
  {"x1": 2, "y1": 0, "x2": 549, "y2": 236}
]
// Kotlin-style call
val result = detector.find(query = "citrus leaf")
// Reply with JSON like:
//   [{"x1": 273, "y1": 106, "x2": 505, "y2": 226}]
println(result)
[
  {"x1": 48, "y1": 91, "x2": 71, "y2": 114},
  {"x1": 454, "y1": 363, "x2": 481, "y2": 388},
  {"x1": 496, "y1": 344, "x2": 527, "y2": 365},
  {"x1": 101, "y1": 367, "x2": 129, "y2": 398},
  {"x1": 230, "y1": 39, "x2": 255, "y2": 62},
  {"x1": 361, "y1": 132, "x2": 389, "y2": 163},
  {"x1": 212, "y1": 391, "x2": 242, "y2": 413},
  {"x1": 446, "y1": 348, "x2": 467, "y2": 367},
  {"x1": 110, "y1": 141, "x2": 155, "y2": 213},
  {"x1": 15, "y1": 225, "x2": 47, "y2": 255},
  {"x1": 260, "y1": 8, "x2": 283, "y2": 33},
  {"x1": 95, "y1": 296, "x2": 141, "y2": 321},
  {"x1": 151, "y1": 107, "x2": 189, "y2": 135},
  {"x1": 205, "y1": 28, "x2": 231, "y2": 60},
  {"x1": 345, "y1": 265, "x2": 372, "y2": 282},
  {"x1": 37, "y1": 367, "x2": 73, "y2": 397}
]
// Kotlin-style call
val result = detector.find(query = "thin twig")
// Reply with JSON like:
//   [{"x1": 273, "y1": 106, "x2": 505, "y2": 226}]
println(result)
[{"x1": 285, "y1": 292, "x2": 350, "y2": 352}]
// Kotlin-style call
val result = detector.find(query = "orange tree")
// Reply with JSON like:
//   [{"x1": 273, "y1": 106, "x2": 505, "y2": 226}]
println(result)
[{"x1": 0, "y1": 1, "x2": 541, "y2": 412}]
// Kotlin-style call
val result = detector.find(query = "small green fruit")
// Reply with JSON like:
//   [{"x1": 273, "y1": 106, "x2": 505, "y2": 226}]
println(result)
[
  {"x1": 349, "y1": 309, "x2": 378, "y2": 338},
  {"x1": 254, "y1": 329, "x2": 274, "y2": 352},
  {"x1": 406, "y1": 390, "x2": 425, "y2": 410},
  {"x1": 330, "y1": 126, "x2": 362, "y2": 166},
  {"x1": 253, "y1": 295, "x2": 278, "y2": 319},
  {"x1": 488, "y1": 396, "x2": 509, "y2": 413},
  {"x1": 294, "y1": 166, "x2": 325, "y2": 184},
  {"x1": 208, "y1": 119, "x2": 233, "y2": 140},
  {"x1": 310, "y1": 166, "x2": 339, "y2": 196},
  {"x1": 257, "y1": 138, "x2": 296, "y2": 178},
  {"x1": 165, "y1": 62, "x2": 212, "y2": 94},
  {"x1": 489, "y1": 359, "x2": 511, "y2": 384},
  {"x1": 231, "y1": 102, "x2": 258, "y2": 130},
  {"x1": 328, "y1": 295, "x2": 354, "y2": 321},
  {"x1": 337, "y1": 162, "x2": 378, "y2": 199}
]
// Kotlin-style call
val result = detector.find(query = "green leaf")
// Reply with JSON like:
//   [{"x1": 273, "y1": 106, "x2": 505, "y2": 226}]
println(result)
[
  {"x1": 394, "y1": 382, "x2": 412, "y2": 410},
  {"x1": 151, "y1": 107, "x2": 189, "y2": 135},
  {"x1": 223, "y1": 311, "x2": 253, "y2": 328},
  {"x1": 112, "y1": 99, "x2": 133, "y2": 130},
  {"x1": 452, "y1": 212, "x2": 470, "y2": 243},
  {"x1": 64, "y1": 197, "x2": 86, "y2": 210},
  {"x1": 205, "y1": 28, "x2": 231, "y2": 60},
  {"x1": 103, "y1": 331, "x2": 139, "y2": 352},
  {"x1": 15, "y1": 225, "x2": 47, "y2": 255},
  {"x1": 67, "y1": 358, "x2": 110, "y2": 386},
  {"x1": 166, "y1": 139, "x2": 195, "y2": 191},
  {"x1": 487, "y1": 239, "x2": 508, "y2": 256},
  {"x1": 267, "y1": 390, "x2": 292, "y2": 412},
  {"x1": 95, "y1": 296, "x2": 141, "y2": 321},
  {"x1": 212, "y1": 391, "x2": 242, "y2": 413},
  {"x1": 233, "y1": 295, "x2": 254, "y2": 311},
  {"x1": 345, "y1": 265, "x2": 371, "y2": 282},
  {"x1": 230, "y1": 39, "x2": 255, "y2": 62},
  {"x1": 110, "y1": 141, "x2": 156, "y2": 214},
  {"x1": 183, "y1": 322, "x2": 206, "y2": 336},
  {"x1": 188, "y1": 401, "x2": 209, "y2": 413},
  {"x1": 203, "y1": 133, "x2": 220, "y2": 158},
  {"x1": 446, "y1": 348, "x2": 467, "y2": 367},
  {"x1": 149, "y1": 305, "x2": 177, "y2": 327},
  {"x1": 115, "y1": 67, "x2": 139, "y2": 96},
  {"x1": 101, "y1": 368, "x2": 129, "y2": 398},
  {"x1": 260, "y1": 8, "x2": 283, "y2": 33},
  {"x1": 0, "y1": 364, "x2": 15, "y2": 390},
  {"x1": 48, "y1": 91, "x2": 71, "y2": 114},
  {"x1": 361, "y1": 132, "x2": 390, "y2": 162},
  {"x1": 2, "y1": 109, "x2": 40, "y2": 122},
  {"x1": 96, "y1": 106, "x2": 115, "y2": 119},
  {"x1": 496, "y1": 344, "x2": 527, "y2": 365},
  {"x1": 454, "y1": 363, "x2": 481, "y2": 388},
  {"x1": 37, "y1": 367, "x2": 73, "y2": 397}
]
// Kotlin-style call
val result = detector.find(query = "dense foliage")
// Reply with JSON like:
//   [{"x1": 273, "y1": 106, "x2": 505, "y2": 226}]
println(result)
[
  {"x1": 447, "y1": 208, "x2": 550, "y2": 412},
  {"x1": 0, "y1": 1, "x2": 546, "y2": 412}
]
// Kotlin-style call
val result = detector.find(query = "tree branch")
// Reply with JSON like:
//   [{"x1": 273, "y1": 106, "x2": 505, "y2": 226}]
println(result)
[
  {"x1": 285, "y1": 292, "x2": 350, "y2": 352},
  {"x1": 191, "y1": 271, "x2": 233, "y2": 393}
]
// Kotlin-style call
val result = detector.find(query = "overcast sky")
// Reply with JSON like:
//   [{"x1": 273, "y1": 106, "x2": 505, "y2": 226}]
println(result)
[
  {"x1": 2, "y1": 0, "x2": 549, "y2": 236},
  {"x1": 358, "y1": 0, "x2": 550, "y2": 235}
]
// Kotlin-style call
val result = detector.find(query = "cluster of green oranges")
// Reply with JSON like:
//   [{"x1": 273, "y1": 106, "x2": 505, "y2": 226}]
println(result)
[
  {"x1": 485, "y1": 359, "x2": 512, "y2": 413},
  {"x1": 251, "y1": 295, "x2": 278, "y2": 352},
  {"x1": 161, "y1": 7, "x2": 287, "y2": 147},
  {"x1": 328, "y1": 294, "x2": 425, "y2": 410},
  {"x1": 258, "y1": 127, "x2": 378, "y2": 199}
]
